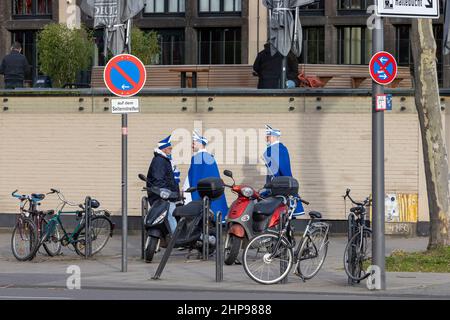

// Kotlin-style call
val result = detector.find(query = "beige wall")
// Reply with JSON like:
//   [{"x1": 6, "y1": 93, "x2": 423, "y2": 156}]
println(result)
[{"x1": 0, "y1": 94, "x2": 424, "y2": 221}]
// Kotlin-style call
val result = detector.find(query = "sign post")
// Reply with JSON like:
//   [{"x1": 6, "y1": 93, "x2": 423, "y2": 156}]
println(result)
[
  {"x1": 104, "y1": 54, "x2": 146, "y2": 273},
  {"x1": 370, "y1": 16, "x2": 387, "y2": 291}
]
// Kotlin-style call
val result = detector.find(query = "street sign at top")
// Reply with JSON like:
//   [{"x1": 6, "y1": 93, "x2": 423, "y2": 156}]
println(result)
[{"x1": 376, "y1": 0, "x2": 440, "y2": 19}]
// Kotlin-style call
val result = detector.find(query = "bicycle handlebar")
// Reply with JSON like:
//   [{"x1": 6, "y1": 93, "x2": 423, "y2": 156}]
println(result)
[{"x1": 344, "y1": 188, "x2": 369, "y2": 207}]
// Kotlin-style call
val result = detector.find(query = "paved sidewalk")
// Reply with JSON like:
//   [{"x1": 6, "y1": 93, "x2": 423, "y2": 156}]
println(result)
[{"x1": 1, "y1": 231, "x2": 449, "y2": 299}]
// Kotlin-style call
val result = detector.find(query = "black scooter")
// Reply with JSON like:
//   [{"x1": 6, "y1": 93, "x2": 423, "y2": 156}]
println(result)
[{"x1": 138, "y1": 174, "x2": 216, "y2": 263}]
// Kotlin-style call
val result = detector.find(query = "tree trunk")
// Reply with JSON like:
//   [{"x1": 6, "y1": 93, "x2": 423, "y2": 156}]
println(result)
[{"x1": 411, "y1": 19, "x2": 450, "y2": 249}]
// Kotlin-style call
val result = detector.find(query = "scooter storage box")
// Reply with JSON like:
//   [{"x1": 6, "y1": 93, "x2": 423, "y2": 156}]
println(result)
[
  {"x1": 197, "y1": 177, "x2": 225, "y2": 200},
  {"x1": 268, "y1": 176, "x2": 299, "y2": 196}
]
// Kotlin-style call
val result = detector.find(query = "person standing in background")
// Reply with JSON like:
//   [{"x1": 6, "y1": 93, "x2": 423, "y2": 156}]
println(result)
[{"x1": 0, "y1": 42, "x2": 31, "y2": 89}]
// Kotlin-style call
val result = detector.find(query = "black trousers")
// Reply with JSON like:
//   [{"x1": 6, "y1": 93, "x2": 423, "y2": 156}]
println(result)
[{"x1": 4, "y1": 80, "x2": 24, "y2": 89}]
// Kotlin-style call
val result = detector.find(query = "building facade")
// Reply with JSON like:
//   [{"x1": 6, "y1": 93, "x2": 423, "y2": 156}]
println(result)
[
  {"x1": 0, "y1": 0, "x2": 267, "y2": 84},
  {"x1": 298, "y1": 0, "x2": 450, "y2": 87},
  {"x1": 0, "y1": 0, "x2": 449, "y2": 87}
]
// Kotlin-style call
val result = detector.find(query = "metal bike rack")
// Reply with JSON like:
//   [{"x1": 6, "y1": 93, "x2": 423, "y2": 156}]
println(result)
[
  {"x1": 84, "y1": 196, "x2": 92, "y2": 259},
  {"x1": 202, "y1": 196, "x2": 210, "y2": 261},
  {"x1": 141, "y1": 196, "x2": 148, "y2": 260},
  {"x1": 215, "y1": 211, "x2": 223, "y2": 282},
  {"x1": 347, "y1": 213, "x2": 356, "y2": 285},
  {"x1": 279, "y1": 212, "x2": 288, "y2": 284}
]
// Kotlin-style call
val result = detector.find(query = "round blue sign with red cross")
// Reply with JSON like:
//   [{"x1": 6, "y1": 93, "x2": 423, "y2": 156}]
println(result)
[
  {"x1": 369, "y1": 51, "x2": 398, "y2": 86},
  {"x1": 104, "y1": 54, "x2": 147, "y2": 97}
]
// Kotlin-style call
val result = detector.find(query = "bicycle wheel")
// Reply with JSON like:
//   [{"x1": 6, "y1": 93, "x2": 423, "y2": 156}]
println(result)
[
  {"x1": 11, "y1": 218, "x2": 38, "y2": 261},
  {"x1": 41, "y1": 219, "x2": 62, "y2": 257},
  {"x1": 75, "y1": 216, "x2": 113, "y2": 257},
  {"x1": 296, "y1": 226, "x2": 329, "y2": 280},
  {"x1": 243, "y1": 233, "x2": 293, "y2": 285},
  {"x1": 344, "y1": 229, "x2": 372, "y2": 281}
]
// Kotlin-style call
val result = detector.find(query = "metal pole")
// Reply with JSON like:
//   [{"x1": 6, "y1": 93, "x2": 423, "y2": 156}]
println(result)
[
  {"x1": 121, "y1": 114, "x2": 128, "y2": 272},
  {"x1": 141, "y1": 196, "x2": 147, "y2": 260},
  {"x1": 216, "y1": 211, "x2": 223, "y2": 282},
  {"x1": 85, "y1": 196, "x2": 91, "y2": 259},
  {"x1": 372, "y1": 16, "x2": 386, "y2": 290},
  {"x1": 281, "y1": 57, "x2": 287, "y2": 89}
]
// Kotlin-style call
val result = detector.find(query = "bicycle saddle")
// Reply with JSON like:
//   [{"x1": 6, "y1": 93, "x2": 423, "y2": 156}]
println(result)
[
  {"x1": 253, "y1": 197, "x2": 283, "y2": 216},
  {"x1": 38, "y1": 210, "x2": 55, "y2": 216},
  {"x1": 309, "y1": 211, "x2": 322, "y2": 219},
  {"x1": 350, "y1": 207, "x2": 365, "y2": 215},
  {"x1": 31, "y1": 194, "x2": 45, "y2": 201}
]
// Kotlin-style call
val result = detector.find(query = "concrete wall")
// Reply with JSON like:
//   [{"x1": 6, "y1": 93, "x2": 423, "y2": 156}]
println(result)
[{"x1": 0, "y1": 92, "x2": 426, "y2": 223}]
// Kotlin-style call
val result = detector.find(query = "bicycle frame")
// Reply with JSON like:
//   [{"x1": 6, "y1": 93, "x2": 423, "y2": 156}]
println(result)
[
  {"x1": 41, "y1": 192, "x2": 86, "y2": 247},
  {"x1": 268, "y1": 196, "x2": 328, "y2": 263}
]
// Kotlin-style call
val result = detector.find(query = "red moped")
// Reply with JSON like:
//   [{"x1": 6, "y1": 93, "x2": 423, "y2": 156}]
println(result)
[{"x1": 223, "y1": 170, "x2": 287, "y2": 265}]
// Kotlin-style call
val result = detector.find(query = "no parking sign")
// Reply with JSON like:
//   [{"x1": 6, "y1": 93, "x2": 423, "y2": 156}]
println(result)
[
  {"x1": 104, "y1": 54, "x2": 147, "y2": 98},
  {"x1": 369, "y1": 51, "x2": 398, "y2": 86}
]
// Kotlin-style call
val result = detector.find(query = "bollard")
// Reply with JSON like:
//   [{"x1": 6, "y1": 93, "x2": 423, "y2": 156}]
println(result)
[
  {"x1": 141, "y1": 196, "x2": 148, "y2": 260},
  {"x1": 347, "y1": 213, "x2": 356, "y2": 285},
  {"x1": 202, "y1": 196, "x2": 210, "y2": 261},
  {"x1": 84, "y1": 196, "x2": 92, "y2": 259},
  {"x1": 152, "y1": 218, "x2": 186, "y2": 280},
  {"x1": 215, "y1": 211, "x2": 223, "y2": 282}
]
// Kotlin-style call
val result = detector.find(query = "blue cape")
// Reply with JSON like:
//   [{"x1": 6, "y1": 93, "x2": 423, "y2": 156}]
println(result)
[
  {"x1": 263, "y1": 142, "x2": 304, "y2": 215},
  {"x1": 185, "y1": 151, "x2": 228, "y2": 220}
]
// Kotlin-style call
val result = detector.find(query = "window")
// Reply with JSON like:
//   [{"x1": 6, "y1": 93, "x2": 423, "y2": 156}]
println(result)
[
  {"x1": 13, "y1": 0, "x2": 52, "y2": 17},
  {"x1": 299, "y1": 0, "x2": 324, "y2": 15},
  {"x1": 338, "y1": 0, "x2": 373, "y2": 10},
  {"x1": 395, "y1": 25, "x2": 412, "y2": 68},
  {"x1": 11, "y1": 31, "x2": 37, "y2": 82},
  {"x1": 300, "y1": 27, "x2": 325, "y2": 64},
  {"x1": 152, "y1": 29, "x2": 185, "y2": 65},
  {"x1": 199, "y1": 0, "x2": 241, "y2": 14},
  {"x1": 395, "y1": 24, "x2": 444, "y2": 87},
  {"x1": 338, "y1": 26, "x2": 372, "y2": 64},
  {"x1": 198, "y1": 28, "x2": 241, "y2": 64},
  {"x1": 144, "y1": 0, "x2": 185, "y2": 14}
]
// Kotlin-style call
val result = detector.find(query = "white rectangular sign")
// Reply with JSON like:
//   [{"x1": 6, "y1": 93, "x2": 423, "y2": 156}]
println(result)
[
  {"x1": 377, "y1": 0, "x2": 440, "y2": 19},
  {"x1": 111, "y1": 99, "x2": 140, "y2": 114},
  {"x1": 376, "y1": 95, "x2": 387, "y2": 111}
]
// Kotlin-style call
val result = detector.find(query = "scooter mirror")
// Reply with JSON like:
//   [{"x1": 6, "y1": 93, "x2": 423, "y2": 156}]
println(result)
[
  {"x1": 185, "y1": 187, "x2": 197, "y2": 193},
  {"x1": 138, "y1": 174, "x2": 147, "y2": 182},
  {"x1": 223, "y1": 170, "x2": 233, "y2": 178}
]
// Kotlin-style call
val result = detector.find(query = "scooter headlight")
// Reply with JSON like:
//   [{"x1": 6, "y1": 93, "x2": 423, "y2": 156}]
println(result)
[
  {"x1": 160, "y1": 189, "x2": 171, "y2": 200},
  {"x1": 241, "y1": 187, "x2": 254, "y2": 198},
  {"x1": 152, "y1": 210, "x2": 167, "y2": 225}
]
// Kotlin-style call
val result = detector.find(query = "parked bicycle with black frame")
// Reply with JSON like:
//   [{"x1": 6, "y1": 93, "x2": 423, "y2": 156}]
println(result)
[
  {"x1": 242, "y1": 177, "x2": 330, "y2": 285},
  {"x1": 29, "y1": 189, "x2": 114, "y2": 259},
  {"x1": 343, "y1": 188, "x2": 372, "y2": 284},
  {"x1": 11, "y1": 190, "x2": 51, "y2": 261}
]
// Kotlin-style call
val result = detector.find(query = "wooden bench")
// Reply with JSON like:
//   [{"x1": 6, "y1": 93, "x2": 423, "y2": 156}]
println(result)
[{"x1": 91, "y1": 64, "x2": 413, "y2": 90}]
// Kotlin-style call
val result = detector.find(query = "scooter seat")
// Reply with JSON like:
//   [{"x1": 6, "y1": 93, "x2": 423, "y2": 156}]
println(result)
[
  {"x1": 253, "y1": 197, "x2": 283, "y2": 216},
  {"x1": 173, "y1": 201, "x2": 203, "y2": 218}
]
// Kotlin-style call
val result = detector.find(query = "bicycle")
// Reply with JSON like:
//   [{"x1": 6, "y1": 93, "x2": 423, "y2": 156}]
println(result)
[
  {"x1": 11, "y1": 190, "x2": 59, "y2": 261},
  {"x1": 29, "y1": 189, "x2": 114, "y2": 259},
  {"x1": 242, "y1": 195, "x2": 330, "y2": 285},
  {"x1": 343, "y1": 188, "x2": 372, "y2": 283}
]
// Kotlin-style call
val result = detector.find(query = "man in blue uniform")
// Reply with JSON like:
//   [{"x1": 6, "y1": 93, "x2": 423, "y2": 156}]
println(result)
[
  {"x1": 262, "y1": 125, "x2": 304, "y2": 215},
  {"x1": 147, "y1": 135, "x2": 180, "y2": 233},
  {"x1": 183, "y1": 130, "x2": 228, "y2": 221}
]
